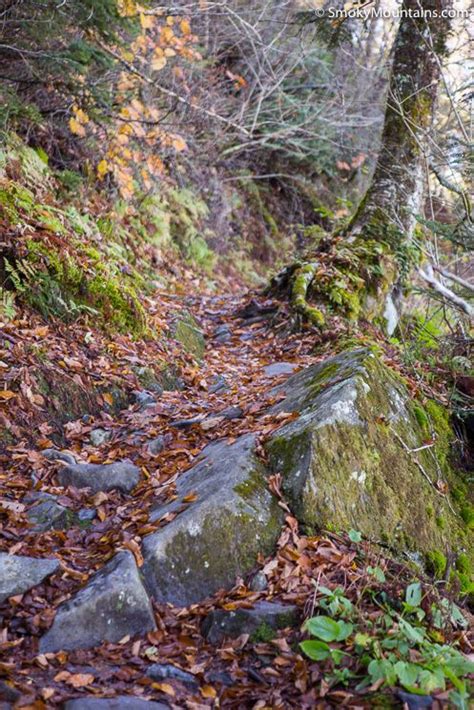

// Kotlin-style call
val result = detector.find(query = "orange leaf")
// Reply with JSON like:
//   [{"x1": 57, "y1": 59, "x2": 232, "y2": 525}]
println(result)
[
  {"x1": 171, "y1": 136, "x2": 187, "y2": 152},
  {"x1": 201, "y1": 685, "x2": 217, "y2": 698},
  {"x1": 0, "y1": 390, "x2": 16, "y2": 400},
  {"x1": 152, "y1": 682, "x2": 175, "y2": 696},
  {"x1": 67, "y1": 673, "x2": 95, "y2": 688},
  {"x1": 180, "y1": 18, "x2": 191, "y2": 35}
]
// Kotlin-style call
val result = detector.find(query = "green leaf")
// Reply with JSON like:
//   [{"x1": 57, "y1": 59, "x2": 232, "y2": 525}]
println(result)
[
  {"x1": 305, "y1": 616, "x2": 341, "y2": 642},
  {"x1": 368, "y1": 659, "x2": 397, "y2": 686},
  {"x1": 405, "y1": 582, "x2": 422, "y2": 608},
  {"x1": 354, "y1": 632, "x2": 371, "y2": 649},
  {"x1": 394, "y1": 661, "x2": 420, "y2": 688},
  {"x1": 300, "y1": 639, "x2": 331, "y2": 661},
  {"x1": 398, "y1": 618, "x2": 425, "y2": 644},
  {"x1": 367, "y1": 565, "x2": 386, "y2": 583},
  {"x1": 418, "y1": 668, "x2": 445, "y2": 693},
  {"x1": 335, "y1": 621, "x2": 354, "y2": 641},
  {"x1": 348, "y1": 529, "x2": 362, "y2": 542}
]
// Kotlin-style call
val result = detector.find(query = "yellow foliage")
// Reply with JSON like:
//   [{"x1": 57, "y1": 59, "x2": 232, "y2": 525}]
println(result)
[
  {"x1": 180, "y1": 19, "x2": 191, "y2": 35},
  {"x1": 140, "y1": 12, "x2": 154, "y2": 29},
  {"x1": 69, "y1": 117, "x2": 86, "y2": 137},
  {"x1": 152, "y1": 56, "x2": 167, "y2": 71},
  {"x1": 171, "y1": 135, "x2": 187, "y2": 152},
  {"x1": 97, "y1": 159, "x2": 110, "y2": 179},
  {"x1": 117, "y1": 0, "x2": 137, "y2": 17}
]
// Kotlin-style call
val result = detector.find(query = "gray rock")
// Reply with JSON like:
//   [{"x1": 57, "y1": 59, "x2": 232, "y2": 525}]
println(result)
[
  {"x1": 146, "y1": 663, "x2": 198, "y2": 687},
  {"x1": 266, "y1": 348, "x2": 469, "y2": 555},
  {"x1": 133, "y1": 391, "x2": 157, "y2": 411},
  {"x1": 42, "y1": 448, "x2": 77, "y2": 465},
  {"x1": 213, "y1": 325, "x2": 232, "y2": 344},
  {"x1": 202, "y1": 601, "x2": 299, "y2": 644},
  {"x1": 249, "y1": 571, "x2": 268, "y2": 592},
  {"x1": 0, "y1": 680, "x2": 21, "y2": 703},
  {"x1": 208, "y1": 375, "x2": 230, "y2": 394},
  {"x1": 40, "y1": 551, "x2": 156, "y2": 652},
  {"x1": 78, "y1": 508, "x2": 97, "y2": 523},
  {"x1": 26, "y1": 492, "x2": 73, "y2": 532},
  {"x1": 64, "y1": 698, "x2": 168, "y2": 709},
  {"x1": 220, "y1": 405, "x2": 243, "y2": 420},
  {"x1": 263, "y1": 362, "x2": 297, "y2": 378},
  {"x1": 0, "y1": 552, "x2": 59, "y2": 604},
  {"x1": 147, "y1": 436, "x2": 166, "y2": 456},
  {"x1": 169, "y1": 416, "x2": 204, "y2": 429},
  {"x1": 142, "y1": 434, "x2": 283, "y2": 606},
  {"x1": 58, "y1": 461, "x2": 141, "y2": 494},
  {"x1": 90, "y1": 429, "x2": 111, "y2": 447},
  {"x1": 173, "y1": 312, "x2": 205, "y2": 361}
]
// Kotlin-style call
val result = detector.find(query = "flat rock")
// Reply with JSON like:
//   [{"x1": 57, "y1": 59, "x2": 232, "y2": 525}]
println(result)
[
  {"x1": 0, "y1": 552, "x2": 59, "y2": 604},
  {"x1": 147, "y1": 436, "x2": 166, "y2": 456},
  {"x1": 264, "y1": 362, "x2": 297, "y2": 377},
  {"x1": 208, "y1": 374, "x2": 230, "y2": 394},
  {"x1": 142, "y1": 434, "x2": 283, "y2": 606},
  {"x1": 89, "y1": 429, "x2": 112, "y2": 447},
  {"x1": 26, "y1": 492, "x2": 73, "y2": 532},
  {"x1": 266, "y1": 348, "x2": 471, "y2": 556},
  {"x1": 213, "y1": 324, "x2": 232, "y2": 344},
  {"x1": 40, "y1": 551, "x2": 156, "y2": 652},
  {"x1": 202, "y1": 601, "x2": 299, "y2": 644},
  {"x1": 146, "y1": 663, "x2": 198, "y2": 687},
  {"x1": 57, "y1": 461, "x2": 141, "y2": 494},
  {"x1": 173, "y1": 312, "x2": 205, "y2": 360},
  {"x1": 42, "y1": 448, "x2": 77, "y2": 465},
  {"x1": 64, "y1": 699, "x2": 168, "y2": 709},
  {"x1": 220, "y1": 405, "x2": 243, "y2": 420},
  {"x1": 133, "y1": 391, "x2": 157, "y2": 410}
]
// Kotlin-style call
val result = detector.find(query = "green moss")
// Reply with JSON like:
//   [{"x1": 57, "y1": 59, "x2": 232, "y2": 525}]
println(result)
[
  {"x1": 173, "y1": 312, "x2": 205, "y2": 360},
  {"x1": 455, "y1": 553, "x2": 472, "y2": 575},
  {"x1": 460, "y1": 504, "x2": 474, "y2": 530},
  {"x1": 426, "y1": 550, "x2": 447, "y2": 578},
  {"x1": 249, "y1": 622, "x2": 276, "y2": 643},
  {"x1": 414, "y1": 405, "x2": 429, "y2": 430},
  {"x1": 435, "y1": 516, "x2": 446, "y2": 530}
]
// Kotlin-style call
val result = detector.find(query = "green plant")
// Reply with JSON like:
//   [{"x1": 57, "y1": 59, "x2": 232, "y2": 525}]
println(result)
[{"x1": 300, "y1": 579, "x2": 473, "y2": 707}]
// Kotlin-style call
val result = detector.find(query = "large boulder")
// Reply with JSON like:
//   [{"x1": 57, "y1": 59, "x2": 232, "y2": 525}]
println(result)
[
  {"x1": 266, "y1": 348, "x2": 471, "y2": 558},
  {"x1": 40, "y1": 551, "x2": 156, "y2": 652},
  {"x1": 0, "y1": 552, "x2": 59, "y2": 604},
  {"x1": 57, "y1": 461, "x2": 141, "y2": 494},
  {"x1": 142, "y1": 434, "x2": 283, "y2": 606}
]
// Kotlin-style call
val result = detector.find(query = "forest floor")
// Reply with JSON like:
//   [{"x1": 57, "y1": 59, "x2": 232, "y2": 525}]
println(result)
[{"x1": 0, "y1": 283, "x2": 472, "y2": 709}]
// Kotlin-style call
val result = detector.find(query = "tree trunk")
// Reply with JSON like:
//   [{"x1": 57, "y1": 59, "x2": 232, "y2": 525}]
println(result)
[
  {"x1": 278, "y1": 0, "x2": 453, "y2": 332},
  {"x1": 350, "y1": 0, "x2": 452, "y2": 245}
]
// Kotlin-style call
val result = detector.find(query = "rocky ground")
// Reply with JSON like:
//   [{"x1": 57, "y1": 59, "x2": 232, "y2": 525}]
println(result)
[{"x1": 0, "y1": 290, "x2": 473, "y2": 709}]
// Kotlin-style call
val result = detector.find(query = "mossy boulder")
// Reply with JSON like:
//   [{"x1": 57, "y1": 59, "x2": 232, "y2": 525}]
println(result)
[
  {"x1": 266, "y1": 349, "x2": 472, "y2": 564},
  {"x1": 141, "y1": 434, "x2": 283, "y2": 606},
  {"x1": 172, "y1": 311, "x2": 205, "y2": 360}
]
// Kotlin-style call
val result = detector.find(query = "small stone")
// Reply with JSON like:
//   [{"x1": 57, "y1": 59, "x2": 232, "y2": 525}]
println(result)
[
  {"x1": 78, "y1": 508, "x2": 96, "y2": 522},
  {"x1": 57, "y1": 461, "x2": 141, "y2": 494},
  {"x1": 40, "y1": 551, "x2": 156, "y2": 652},
  {"x1": 42, "y1": 448, "x2": 76, "y2": 465},
  {"x1": 397, "y1": 691, "x2": 434, "y2": 709},
  {"x1": 208, "y1": 375, "x2": 230, "y2": 394},
  {"x1": 64, "y1": 698, "x2": 168, "y2": 709},
  {"x1": 169, "y1": 416, "x2": 204, "y2": 429},
  {"x1": 220, "y1": 405, "x2": 243, "y2": 420},
  {"x1": 213, "y1": 324, "x2": 231, "y2": 344},
  {"x1": 264, "y1": 362, "x2": 297, "y2": 377},
  {"x1": 26, "y1": 493, "x2": 73, "y2": 532},
  {"x1": 146, "y1": 663, "x2": 198, "y2": 688},
  {"x1": 89, "y1": 429, "x2": 111, "y2": 447},
  {"x1": 0, "y1": 680, "x2": 21, "y2": 703},
  {"x1": 133, "y1": 391, "x2": 157, "y2": 410},
  {"x1": 147, "y1": 436, "x2": 166, "y2": 456},
  {"x1": 0, "y1": 552, "x2": 59, "y2": 604},
  {"x1": 249, "y1": 571, "x2": 267, "y2": 592},
  {"x1": 201, "y1": 601, "x2": 299, "y2": 644}
]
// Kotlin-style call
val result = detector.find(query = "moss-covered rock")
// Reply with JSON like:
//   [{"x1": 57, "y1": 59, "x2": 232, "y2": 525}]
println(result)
[
  {"x1": 172, "y1": 311, "x2": 205, "y2": 360},
  {"x1": 265, "y1": 349, "x2": 473, "y2": 566},
  {"x1": 141, "y1": 434, "x2": 284, "y2": 606}
]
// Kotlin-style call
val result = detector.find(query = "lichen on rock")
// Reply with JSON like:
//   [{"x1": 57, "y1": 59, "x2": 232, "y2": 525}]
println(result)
[{"x1": 265, "y1": 348, "x2": 473, "y2": 566}]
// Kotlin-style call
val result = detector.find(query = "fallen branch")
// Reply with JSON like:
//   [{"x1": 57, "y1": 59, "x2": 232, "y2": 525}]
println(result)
[
  {"x1": 419, "y1": 265, "x2": 473, "y2": 318},
  {"x1": 432, "y1": 265, "x2": 474, "y2": 295}
]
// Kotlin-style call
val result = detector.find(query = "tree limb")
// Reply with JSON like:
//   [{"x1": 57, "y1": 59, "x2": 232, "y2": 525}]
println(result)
[{"x1": 419, "y1": 265, "x2": 473, "y2": 318}]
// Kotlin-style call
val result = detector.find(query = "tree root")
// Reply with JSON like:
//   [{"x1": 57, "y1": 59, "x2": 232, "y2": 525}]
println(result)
[{"x1": 290, "y1": 262, "x2": 325, "y2": 327}]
